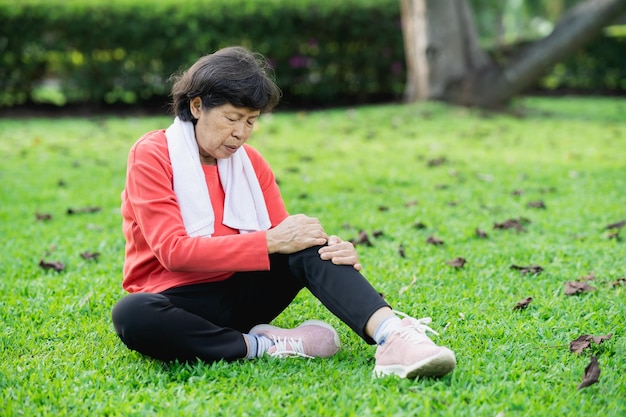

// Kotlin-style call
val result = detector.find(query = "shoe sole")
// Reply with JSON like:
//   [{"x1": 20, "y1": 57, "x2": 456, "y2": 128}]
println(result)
[
  {"x1": 373, "y1": 348, "x2": 456, "y2": 379},
  {"x1": 250, "y1": 319, "x2": 337, "y2": 336},
  {"x1": 249, "y1": 319, "x2": 341, "y2": 351}
]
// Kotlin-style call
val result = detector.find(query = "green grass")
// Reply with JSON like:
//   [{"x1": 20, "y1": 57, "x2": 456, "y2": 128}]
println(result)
[{"x1": 1, "y1": 96, "x2": 625, "y2": 416}]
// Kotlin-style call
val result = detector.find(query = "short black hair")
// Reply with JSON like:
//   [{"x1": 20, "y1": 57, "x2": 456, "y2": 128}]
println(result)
[{"x1": 170, "y1": 46, "x2": 282, "y2": 122}]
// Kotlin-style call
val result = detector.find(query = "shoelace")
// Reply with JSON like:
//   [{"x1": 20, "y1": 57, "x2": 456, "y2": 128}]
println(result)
[
  {"x1": 270, "y1": 336, "x2": 314, "y2": 359},
  {"x1": 393, "y1": 311, "x2": 439, "y2": 344}
]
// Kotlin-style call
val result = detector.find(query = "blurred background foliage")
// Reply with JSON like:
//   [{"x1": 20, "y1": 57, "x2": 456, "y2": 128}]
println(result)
[{"x1": 0, "y1": 0, "x2": 624, "y2": 110}]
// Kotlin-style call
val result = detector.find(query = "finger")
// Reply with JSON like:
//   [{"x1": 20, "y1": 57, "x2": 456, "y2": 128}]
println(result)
[
  {"x1": 327, "y1": 235, "x2": 341, "y2": 245},
  {"x1": 318, "y1": 247, "x2": 349, "y2": 259},
  {"x1": 320, "y1": 241, "x2": 350, "y2": 252},
  {"x1": 330, "y1": 255, "x2": 359, "y2": 266}
]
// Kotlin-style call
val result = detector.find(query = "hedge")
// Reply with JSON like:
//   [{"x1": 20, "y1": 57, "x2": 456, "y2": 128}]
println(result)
[
  {"x1": 0, "y1": 0, "x2": 624, "y2": 110},
  {"x1": 0, "y1": 0, "x2": 405, "y2": 109}
]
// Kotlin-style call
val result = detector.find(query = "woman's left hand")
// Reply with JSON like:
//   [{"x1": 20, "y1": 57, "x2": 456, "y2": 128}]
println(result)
[{"x1": 318, "y1": 235, "x2": 362, "y2": 271}]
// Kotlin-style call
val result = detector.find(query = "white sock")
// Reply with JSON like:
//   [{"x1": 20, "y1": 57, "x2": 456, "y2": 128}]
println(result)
[
  {"x1": 373, "y1": 316, "x2": 402, "y2": 345},
  {"x1": 244, "y1": 334, "x2": 274, "y2": 359}
]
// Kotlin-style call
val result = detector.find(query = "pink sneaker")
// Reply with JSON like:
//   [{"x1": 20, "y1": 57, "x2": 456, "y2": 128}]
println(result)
[
  {"x1": 373, "y1": 315, "x2": 456, "y2": 379},
  {"x1": 249, "y1": 320, "x2": 341, "y2": 359}
]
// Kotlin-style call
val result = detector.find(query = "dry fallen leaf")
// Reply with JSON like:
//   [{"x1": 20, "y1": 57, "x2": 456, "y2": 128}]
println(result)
[
  {"x1": 510, "y1": 264, "x2": 544, "y2": 275},
  {"x1": 569, "y1": 333, "x2": 613, "y2": 354},
  {"x1": 513, "y1": 297, "x2": 533, "y2": 310},
  {"x1": 67, "y1": 206, "x2": 102, "y2": 215},
  {"x1": 413, "y1": 221, "x2": 427, "y2": 230},
  {"x1": 35, "y1": 212, "x2": 53, "y2": 221},
  {"x1": 426, "y1": 235, "x2": 444, "y2": 245},
  {"x1": 570, "y1": 335, "x2": 593, "y2": 354},
  {"x1": 526, "y1": 200, "x2": 546, "y2": 209},
  {"x1": 564, "y1": 281, "x2": 596, "y2": 295},
  {"x1": 446, "y1": 257, "x2": 466, "y2": 268},
  {"x1": 605, "y1": 220, "x2": 626, "y2": 230},
  {"x1": 427, "y1": 157, "x2": 447, "y2": 167},
  {"x1": 604, "y1": 220, "x2": 624, "y2": 241},
  {"x1": 577, "y1": 356, "x2": 601, "y2": 389},
  {"x1": 39, "y1": 259, "x2": 65, "y2": 272},
  {"x1": 612, "y1": 277, "x2": 626, "y2": 287},
  {"x1": 351, "y1": 230, "x2": 373, "y2": 247},
  {"x1": 475, "y1": 228, "x2": 488, "y2": 239},
  {"x1": 494, "y1": 218, "x2": 530, "y2": 232},
  {"x1": 80, "y1": 251, "x2": 100, "y2": 260},
  {"x1": 591, "y1": 334, "x2": 613, "y2": 345}
]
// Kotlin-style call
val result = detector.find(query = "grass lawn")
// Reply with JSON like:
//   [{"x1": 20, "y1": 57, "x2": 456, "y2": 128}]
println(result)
[{"x1": 1, "y1": 96, "x2": 625, "y2": 416}]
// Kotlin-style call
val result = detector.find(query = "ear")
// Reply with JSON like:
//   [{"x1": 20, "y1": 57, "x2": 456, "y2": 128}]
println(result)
[{"x1": 190, "y1": 97, "x2": 202, "y2": 119}]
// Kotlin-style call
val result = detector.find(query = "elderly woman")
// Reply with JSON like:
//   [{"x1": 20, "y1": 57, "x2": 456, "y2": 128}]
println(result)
[{"x1": 111, "y1": 46, "x2": 456, "y2": 379}]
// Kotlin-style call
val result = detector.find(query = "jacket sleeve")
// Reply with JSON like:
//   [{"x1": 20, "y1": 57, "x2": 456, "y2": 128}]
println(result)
[{"x1": 123, "y1": 133, "x2": 288, "y2": 273}]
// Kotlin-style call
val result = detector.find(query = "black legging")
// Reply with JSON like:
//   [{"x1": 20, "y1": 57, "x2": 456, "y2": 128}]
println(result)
[{"x1": 111, "y1": 245, "x2": 389, "y2": 363}]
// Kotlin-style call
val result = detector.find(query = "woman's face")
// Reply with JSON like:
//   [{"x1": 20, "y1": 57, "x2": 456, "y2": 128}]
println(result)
[{"x1": 190, "y1": 98, "x2": 260, "y2": 165}]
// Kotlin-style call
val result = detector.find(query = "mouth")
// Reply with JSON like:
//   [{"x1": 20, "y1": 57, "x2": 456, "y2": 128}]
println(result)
[{"x1": 224, "y1": 145, "x2": 238, "y2": 154}]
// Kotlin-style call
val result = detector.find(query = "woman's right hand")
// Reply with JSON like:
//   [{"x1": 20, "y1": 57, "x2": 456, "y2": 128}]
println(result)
[{"x1": 266, "y1": 214, "x2": 329, "y2": 254}]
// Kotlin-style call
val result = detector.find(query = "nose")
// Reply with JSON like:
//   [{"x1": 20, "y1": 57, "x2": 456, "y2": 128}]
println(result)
[
  {"x1": 232, "y1": 121, "x2": 250, "y2": 141},
  {"x1": 231, "y1": 121, "x2": 243, "y2": 140}
]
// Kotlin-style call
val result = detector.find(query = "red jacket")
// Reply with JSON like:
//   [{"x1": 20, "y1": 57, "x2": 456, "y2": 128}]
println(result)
[{"x1": 120, "y1": 129, "x2": 289, "y2": 293}]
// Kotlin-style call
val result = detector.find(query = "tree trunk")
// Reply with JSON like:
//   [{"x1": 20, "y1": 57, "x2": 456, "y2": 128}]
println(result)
[
  {"x1": 401, "y1": 0, "x2": 488, "y2": 102},
  {"x1": 401, "y1": 0, "x2": 626, "y2": 108}
]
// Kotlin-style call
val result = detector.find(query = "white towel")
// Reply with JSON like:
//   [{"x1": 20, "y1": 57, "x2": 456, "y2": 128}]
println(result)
[{"x1": 165, "y1": 117, "x2": 271, "y2": 237}]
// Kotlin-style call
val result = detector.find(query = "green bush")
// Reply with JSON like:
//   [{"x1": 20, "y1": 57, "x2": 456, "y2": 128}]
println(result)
[
  {"x1": 487, "y1": 27, "x2": 626, "y2": 95},
  {"x1": 540, "y1": 33, "x2": 626, "y2": 92},
  {"x1": 0, "y1": 0, "x2": 405, "y2": 109},
  {"x1": 1, "y1": 0, "x2": 624, "y2": 110}
]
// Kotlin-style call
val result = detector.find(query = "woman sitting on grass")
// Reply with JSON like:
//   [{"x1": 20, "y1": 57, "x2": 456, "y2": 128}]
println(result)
[{"x1": 111, "y1": 46, "x2": 456, "y2": 379}]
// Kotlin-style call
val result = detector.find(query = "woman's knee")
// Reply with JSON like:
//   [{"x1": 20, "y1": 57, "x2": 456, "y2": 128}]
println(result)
[
  {"x1": 111, "y1": 293, "x2": 169, "y2": 344},
  {"x1": 288, "y1": 245, "x2": 325, "y2": 266}
]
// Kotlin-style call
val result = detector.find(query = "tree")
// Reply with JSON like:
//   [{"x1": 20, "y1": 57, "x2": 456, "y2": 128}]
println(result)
[{"x1": 401, "y1": 0, "x2": 626, "y2": 108}]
